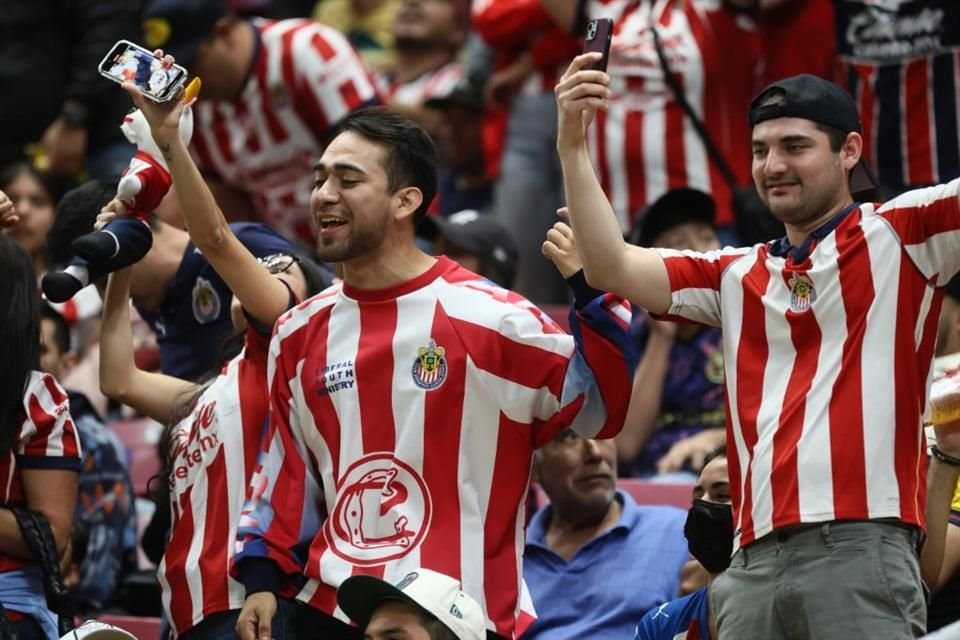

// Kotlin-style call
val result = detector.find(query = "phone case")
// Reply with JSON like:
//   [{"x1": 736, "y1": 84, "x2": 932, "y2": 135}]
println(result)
[
  {"x1": 583, "y1": 18, "x2": 613, "y2": 72},
  {"x1": 98, "y1": 39, "x2": 189, "y2": 103}
]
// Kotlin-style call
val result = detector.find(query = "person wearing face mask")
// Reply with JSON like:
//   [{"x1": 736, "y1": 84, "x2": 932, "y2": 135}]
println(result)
[{"x1": 634, "y1": 448, "x2": 731, "y2": 640}]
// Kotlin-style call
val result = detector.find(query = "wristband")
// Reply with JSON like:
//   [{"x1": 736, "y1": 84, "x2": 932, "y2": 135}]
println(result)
[{"x1": 931, "y1": 445, "x2": 960, "y2": 467}]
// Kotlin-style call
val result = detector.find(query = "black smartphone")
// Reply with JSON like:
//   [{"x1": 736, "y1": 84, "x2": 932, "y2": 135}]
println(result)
[
  {"x1": 583, "y1": 18, "x2": 613, "y2": 72},
  {"x1": 98, "y1": 39, "x2": 188, "y2": 102}
]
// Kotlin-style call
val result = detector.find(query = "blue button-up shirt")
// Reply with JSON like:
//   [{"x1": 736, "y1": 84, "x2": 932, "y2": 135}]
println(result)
[{"x1": 523, "y1": 490, "x2": 688, "y2": 640}]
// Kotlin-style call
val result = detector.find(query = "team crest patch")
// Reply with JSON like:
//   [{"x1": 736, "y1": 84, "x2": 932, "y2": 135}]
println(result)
[
  {"x1": 192, "y1": 277, "x2": 221, "y2": 324},
  {"x1": 412, "y1": 339, "x2": 447, "y2": 390},
  {"x1": 788, "y1": 273, "x2": 816, "y2": 312}
]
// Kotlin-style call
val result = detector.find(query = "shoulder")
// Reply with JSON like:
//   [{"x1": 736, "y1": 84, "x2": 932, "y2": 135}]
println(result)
[
  {"x1": 266, "y1": 17, "x2": 355, "y2": 58},
  {"x1": 435, "y1": 271, "x2": 567, "y2": 333},
  {"x1": 22, "y1": 372, "x2": 69, "y2": 417},
  {"x1": 274, "y1": 285, "x2": 343, "y2": 341}
]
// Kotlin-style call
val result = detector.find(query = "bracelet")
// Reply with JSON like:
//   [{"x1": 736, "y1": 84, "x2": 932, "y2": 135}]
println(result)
[{"x1": 931, "y1": 445, "x2": 960, "y2": 467}]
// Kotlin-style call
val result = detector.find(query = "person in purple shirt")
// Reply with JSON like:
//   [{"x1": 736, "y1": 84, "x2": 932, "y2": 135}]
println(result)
[
  {"x1": 617, "y1": 189, "x2": 726, "y2": 479},
  {"x1": 523, "y1": 429, "x2": 688, "y2": 640},
  {"x1": 635, "y1": 448, "x2": 732, "y2": 640}
]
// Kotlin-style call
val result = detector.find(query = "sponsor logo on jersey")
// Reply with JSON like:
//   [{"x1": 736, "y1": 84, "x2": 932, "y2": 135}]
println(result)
[
  {"x1": 325, "y1": 453, "x2": 432, "y2": 566},
  {"x1": 192, "y1": 277, "x2": 221, "y2": 324},
  {"x1": 788, "y1": 273, "x2": 816, "y2": 312},
  {"x1": 412, "y1": 339, "x2": 447, "y2": 390}
]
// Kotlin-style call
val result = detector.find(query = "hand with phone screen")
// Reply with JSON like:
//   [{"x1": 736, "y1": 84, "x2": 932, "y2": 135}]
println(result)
[
  {"x1": 99, "y1": 40, "x2": 189, "y2": 102},
  {"x1": 554, "y1": 20, "x2": 613, "y2": 154}
]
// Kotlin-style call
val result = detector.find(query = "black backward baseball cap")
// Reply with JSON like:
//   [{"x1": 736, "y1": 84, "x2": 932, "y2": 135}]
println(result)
[
  {"x1": 748, "y1": 74, "x2": 877, "y2": 197},
  {"x1": 634, "y1": 188, "x2": 716, "y2": 247}
]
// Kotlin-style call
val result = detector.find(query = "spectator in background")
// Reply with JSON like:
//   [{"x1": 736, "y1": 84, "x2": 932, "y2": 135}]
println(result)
[
  {"x1": 472, "y1": 0, "x2": 581, "y2": 304},
  {"x1": 376, "y1": 0, "x2": 466, "y2": 125},
  {"x1": 0, "y1": 232, "x2": 80, "y2": 639},
  {"x1": 418, "y1": 209, "x2": 518, "y2": 288},
  {"x1": 337, "y1": 569, "x2": 489, "y2": 640},
  {"x1": 313, "y1": 0, "x2": 399, "y2": 71},
  {"x1": 617, "y1": 189, "x2": 725, "y2": 480},
  {"x1": 925, "y1": 274, "x2": 960, "y2": 632},
  {"x1": 836, "y1": 0, "x2": 960, "y2": 198},
  {"x1": 425, "y1": 80, "x2": 496, "y2": 215},
  {"x1": 634, "y1": 448, "x2": 730, "y2": 640},
  {"x1": 142, "y1": 0, "x2": 381, "y2": 246},
  {"x1": 523, "y1": 430, "x2": 688, "y2": 639},
  {"x1": 0, "y1": 1, "x2": 139, "y2": 180},
  {"x1": 38, "y1": 303, "x2": 137, "y2": 614},
  {"x1": 46, "y1": 180, "x2": 293, "y2": 381},
  {"x1": 0, "y1": 163, "x2": 63, "y2": 281}
]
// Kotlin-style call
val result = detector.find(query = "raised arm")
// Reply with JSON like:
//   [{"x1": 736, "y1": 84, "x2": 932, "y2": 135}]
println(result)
[
  {"x1": 922, "y1": 423, "x2": 960, "y2": 592},
  {"x1": 99, "y1": 269, "x2": 198, "y2": 424},
  {"x1": 120, "y1": 73, "x2": 292, "y2": 328},
  {"x1": 554, "y1": 54, "x2": 672, "y2": 313}
]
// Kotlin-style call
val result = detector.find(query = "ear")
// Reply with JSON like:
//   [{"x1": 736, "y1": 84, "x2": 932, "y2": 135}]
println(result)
[
  {"x1": 841, "y1": 131, "x2": 863, "y2": 172},
  {"x1": 392, "y1": 186, "x2": 424, "y2": 223}
]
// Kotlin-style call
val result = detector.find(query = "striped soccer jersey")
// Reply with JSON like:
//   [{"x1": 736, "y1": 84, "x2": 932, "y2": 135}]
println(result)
[
  {"x1": 585, "y1": 0, "x2": 762, "y2": 231},
  {"x1": 0, "y1": 372, "x2": 81, "y2": 574},
  {"x1": 190, "y1": 18, "x2": 380, "y2": 245},
  {"x1": 376, "y1": 62, "x2": 464, "y2": 107},
  {"x1": 158, "y1": 330, "x2": 271, "y2": 634},
  {"x1": 235, "y1": 257, "x2": 636, "y2": 639},
  {"x1": 656, "y1": 179, "x2": 960, "y2": 550},
  {"x1": 836, "y1": 0, "x2": 960, "y2": 193}
]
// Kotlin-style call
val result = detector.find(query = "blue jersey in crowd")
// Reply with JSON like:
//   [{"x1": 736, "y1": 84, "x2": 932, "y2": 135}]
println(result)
[
  {"x1": 138, "y1": 222, "x2": 292, "y2": 380},
  {"x1": 635, "y1": 587, "x2": 711, "y2": 640},
  {"x1": 523, "y1": 491, "x2": 688, "y2": 640},
  {"x1": 624, "y1": 310, "x2": 725, "y2": 477}
]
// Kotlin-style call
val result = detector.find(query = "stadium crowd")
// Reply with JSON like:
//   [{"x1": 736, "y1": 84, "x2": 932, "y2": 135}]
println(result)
[{"x1": 1, "y1": 0, "x2": 960, "y2": 638}]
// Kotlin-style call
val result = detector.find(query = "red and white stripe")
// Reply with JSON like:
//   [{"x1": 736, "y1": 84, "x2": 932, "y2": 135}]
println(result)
[
  {"x1": 378, "y1": 62, "x2": 464, "y2": 107},
  {"x1": 191, "y1": 18, "x2": 379, "y2": 246},
  {"x1": 250, "y1": 257, "x2": 631, "y2": 638},
  {"x1": 158, "y1": 334, "x2": 270, "y2": 635},
  {"x1": 656, "y1": 180, "x2": 960, "y2": 550},
  {"x1": 585, "y1": 0, "x2": 761, "y2": 231},
  {"x1": 0, "y1": 372, "x2": 81, "y2": 574}
]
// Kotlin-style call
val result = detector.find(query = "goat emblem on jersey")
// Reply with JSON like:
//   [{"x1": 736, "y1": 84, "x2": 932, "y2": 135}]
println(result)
[
  {"x1": 412, "y1": 339, "x2": 447, "y2": 390},
  {"x1": 788, "y1": 273, "x2": 817, "y2": 312},
  {"x1": 326, "y1": 454, "x2": 432, "y2": 565}
]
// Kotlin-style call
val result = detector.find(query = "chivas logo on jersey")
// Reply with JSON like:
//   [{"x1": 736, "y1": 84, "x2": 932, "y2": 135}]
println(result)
[
  {"x1": 412, "y1": 339, "x2": 447, "y2": 390},
  {"x1": 192, "y1": 277, "x2": 221, "y2": 324},
  {"x1": 788, "y1": 273, "x2": 817, "y2": 312}
]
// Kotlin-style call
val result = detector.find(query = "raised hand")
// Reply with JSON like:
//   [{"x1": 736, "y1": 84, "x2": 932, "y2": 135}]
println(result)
[
  {"x1": 120, "y1": 50, "x2": 195, "y2": 148},
  {"x1": 542, "y1": 220, "x2": 583, "y2": 279},
  {"x1": 554, "y1": 53, "x2": 610, "y2": 154},
  {"x1": 0, "y1": 189, "x2": 18, "y2": 229}
]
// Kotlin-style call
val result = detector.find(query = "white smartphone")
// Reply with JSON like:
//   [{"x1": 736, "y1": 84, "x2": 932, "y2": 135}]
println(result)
[{"x1": 98, "y1": 39, "x2": 188, "y2": 102}]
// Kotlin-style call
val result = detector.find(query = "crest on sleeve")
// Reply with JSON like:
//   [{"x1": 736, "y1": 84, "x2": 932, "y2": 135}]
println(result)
[
  {"x1": 192, "y1": 277, "x2": 221, "y2": 324},
  {"x1": 788, "y1": 273, "x2": 816, "y2": 312},
  {"x1": 411, "y1": 339, "x2": 447, "y2": 390}
]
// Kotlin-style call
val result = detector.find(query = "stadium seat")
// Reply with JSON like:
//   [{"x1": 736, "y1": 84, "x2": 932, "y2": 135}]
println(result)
[
  {"x1": 95, "y1": 614, "x2": 162, "y2": 638},
  {"x1": 109, "y1": 417, "x2": 164, "y2": 496}
]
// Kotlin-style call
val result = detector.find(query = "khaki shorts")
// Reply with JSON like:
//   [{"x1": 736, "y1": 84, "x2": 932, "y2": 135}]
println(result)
[{"x1": 711, "y1": 520, "x2": 926, "y2": 639}]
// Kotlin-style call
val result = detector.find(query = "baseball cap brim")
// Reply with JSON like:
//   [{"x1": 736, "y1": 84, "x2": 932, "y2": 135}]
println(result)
[{"x1": 337, "y1": 575, "x2": 501, "y2": 640}]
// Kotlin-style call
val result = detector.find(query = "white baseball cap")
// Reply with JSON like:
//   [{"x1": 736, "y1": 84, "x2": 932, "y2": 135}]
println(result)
[
  {"x1": 59, "y1": 621, "x2": 138, "y2": 640},
  {"x1": 337, "y1": 569, "x2": 491, "y2": 640}
]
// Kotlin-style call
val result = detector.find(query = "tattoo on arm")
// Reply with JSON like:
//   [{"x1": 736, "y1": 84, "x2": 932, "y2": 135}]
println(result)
[{"x1": 160, "y1": 143, "x2": 173, "y2": 162}]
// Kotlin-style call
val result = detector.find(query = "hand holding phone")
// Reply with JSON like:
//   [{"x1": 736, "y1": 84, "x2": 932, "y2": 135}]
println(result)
[
  {"x1": 583, "y1": 18, "x2": 613, "y2": 72},
  {"x1": 99, "y1": 40, "x2": 188, "y2": 102}
]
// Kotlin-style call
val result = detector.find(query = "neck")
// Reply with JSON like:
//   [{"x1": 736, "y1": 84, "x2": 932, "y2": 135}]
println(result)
[
  {"x1": 783, "y1": 197, "x2": 853, "y2": 247},
  {"x1": 392, "y1": 49, "x2": 453, "y2": 85},
  {"x1": 545, "y1": 498, "x2": 621, "y2": 562},
  {"x1": 138, "y1": 228, "x2": 189, "y2": 311},
  {"x1": 340, "y1": 237, "x2": 437, "y2": 290}
]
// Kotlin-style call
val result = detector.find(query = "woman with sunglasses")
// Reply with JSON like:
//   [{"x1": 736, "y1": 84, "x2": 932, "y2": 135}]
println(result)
[{"x1": 97, "y1": 76, "x2": 330, "y2": 639}]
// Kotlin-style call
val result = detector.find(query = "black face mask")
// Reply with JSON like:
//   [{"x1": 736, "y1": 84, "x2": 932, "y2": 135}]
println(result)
[{"x1": 684, "y1": 499, "x2": 734, "y2": 574}]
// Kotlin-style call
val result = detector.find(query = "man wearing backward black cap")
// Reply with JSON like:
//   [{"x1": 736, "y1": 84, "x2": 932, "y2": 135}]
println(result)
[{"x1": 555, "y1": 53, "x2": 960, "y2": 638}]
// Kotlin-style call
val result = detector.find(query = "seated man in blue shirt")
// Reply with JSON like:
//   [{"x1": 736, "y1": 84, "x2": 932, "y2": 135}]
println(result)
[
  {"x1": 634, "y1": 448, "x2": 732, "y2": 640},
  {"x1": 523, "y1": 429, "x2": 688, "y2": 640},
  {"x1": 46, "y1": 180, "x2": 295, "y2": 379}
]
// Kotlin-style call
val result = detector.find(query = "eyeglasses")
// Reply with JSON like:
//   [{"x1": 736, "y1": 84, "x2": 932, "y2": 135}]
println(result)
[{"x1": 257, "y1": 253, "x2": 298, "y2": 275}]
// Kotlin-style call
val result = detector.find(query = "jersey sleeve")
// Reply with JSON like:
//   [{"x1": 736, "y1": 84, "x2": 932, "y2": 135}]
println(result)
[
  {"x1": 290, "y1": 23, "x2": 382, "y2": 143},
  {"x1": 18, "y1": 373, "x2": 82, "y2": 471},
  {"x1": 654, "y1": 246, "x2": 752, "y2": 327},
  {"x1": 469, "y1": 292, "x2": 637, "y2": 447},
  {"x1": 875, "y1": 177, "x2": 960, "y2": 285},
  {"x1": 233, "y1": 323, "x2": 324, "y2": 595}
]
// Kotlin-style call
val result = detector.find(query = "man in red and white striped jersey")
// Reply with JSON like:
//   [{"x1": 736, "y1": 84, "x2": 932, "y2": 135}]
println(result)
[
  {"x1": 232, "y1": 107, "x2": 637, "y2": 640},
  {"x1": 557, "y1": 55, "x2": 960, "y2": 637},
  {"x1": 142, "y1": 0, "x2": 381, "y2": 246}
]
